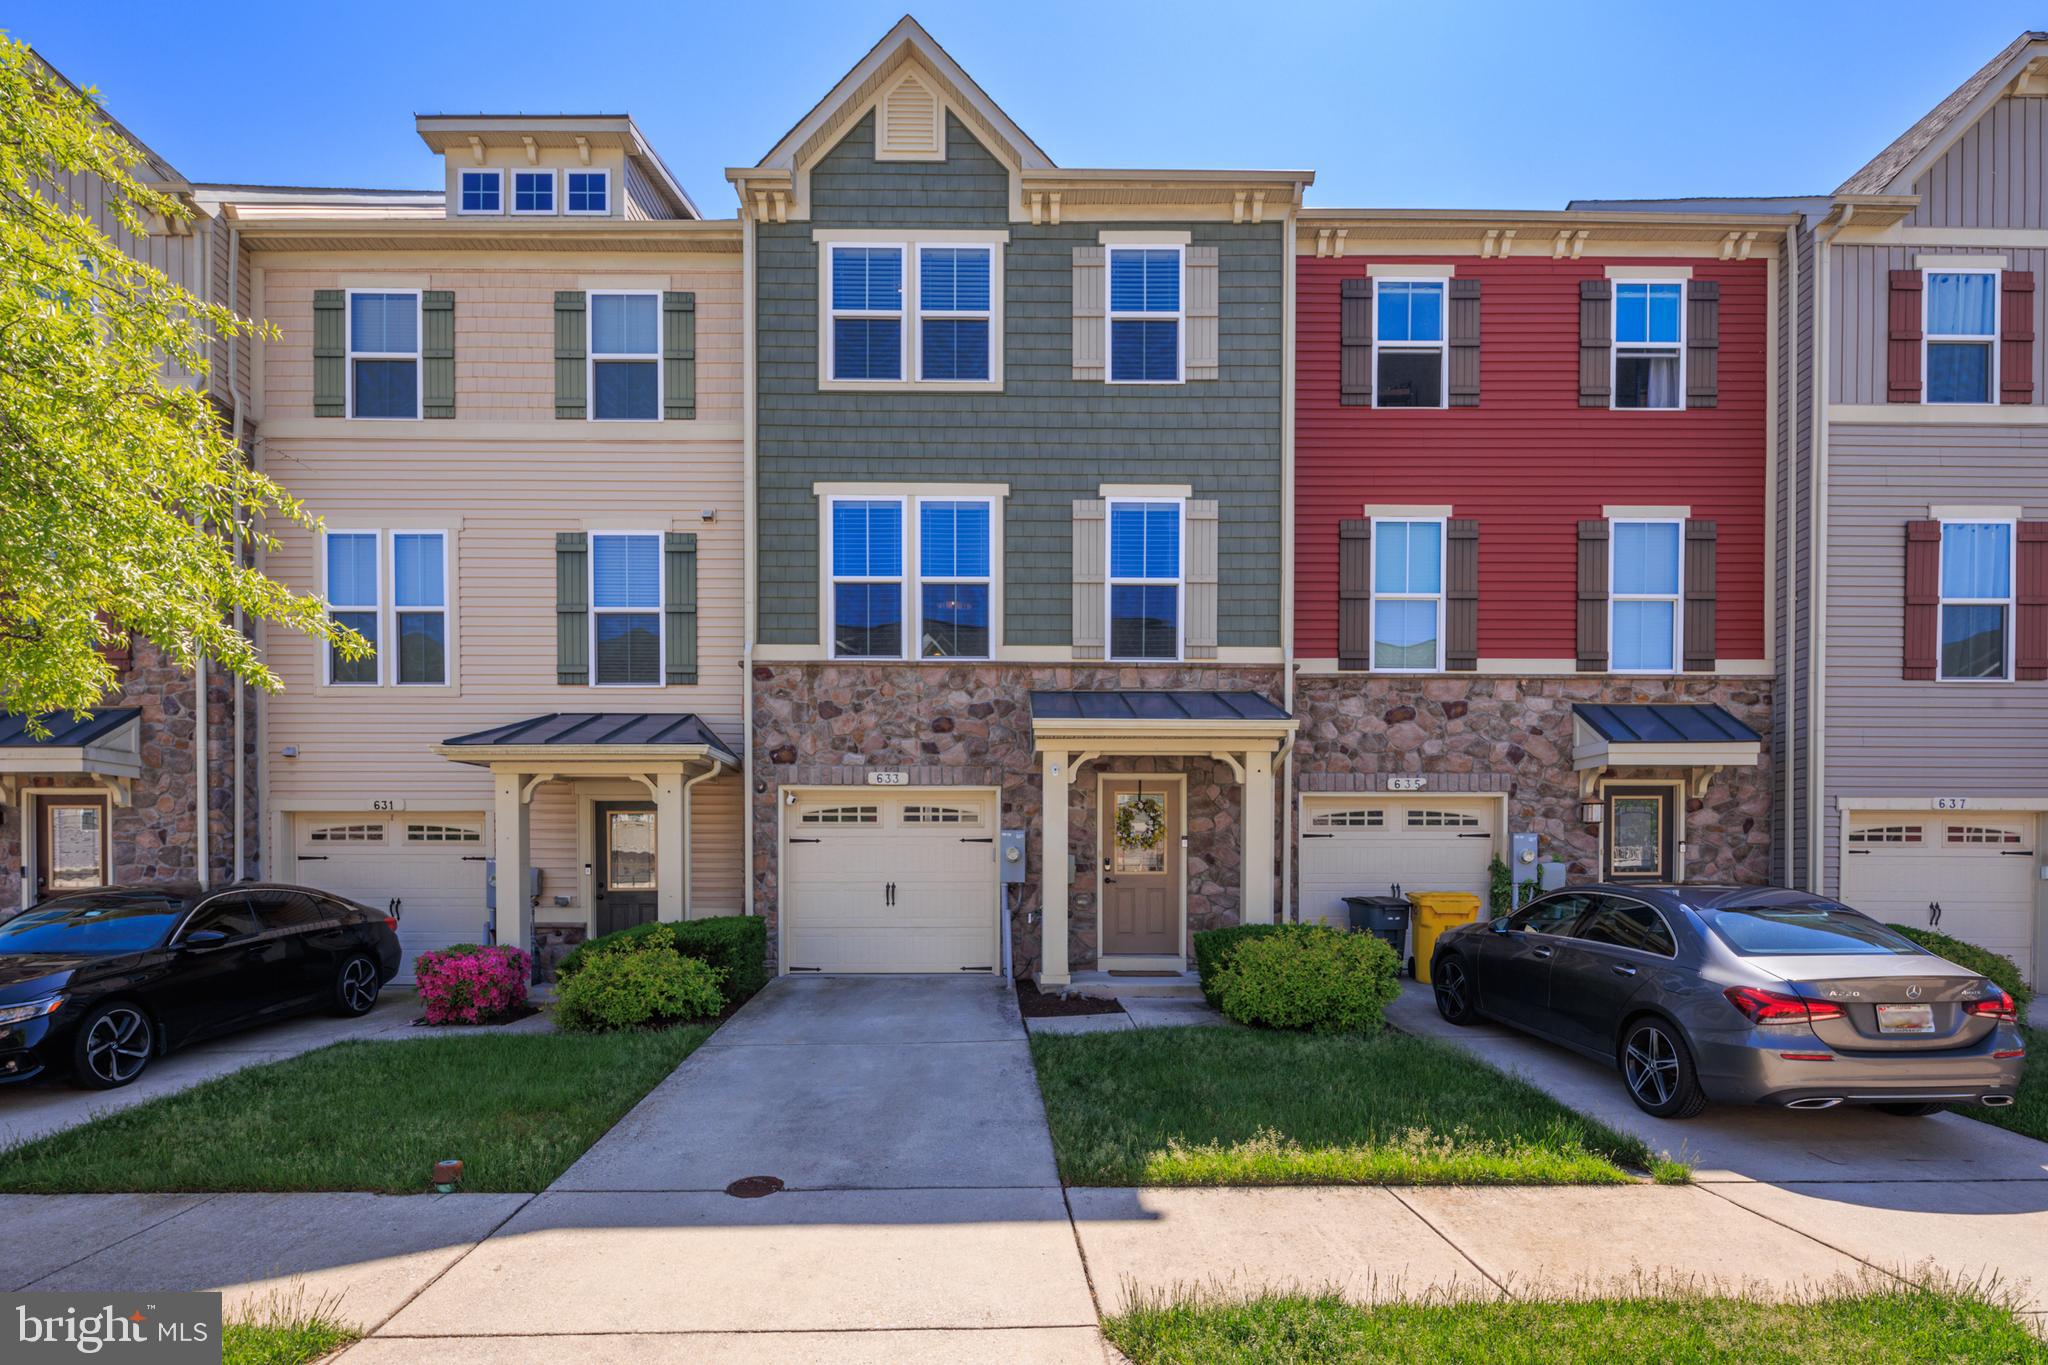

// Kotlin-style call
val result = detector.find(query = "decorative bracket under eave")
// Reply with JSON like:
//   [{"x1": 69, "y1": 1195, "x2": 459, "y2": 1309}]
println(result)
[
  {"x1": 1065, "y1": 751, "x2": 1098, "y2": 786},
  {"x1": 1688, "y1": 766, "x2": 1723, "y2": 800},
  {"x1": 1552, "y1": 228, "x2": 1589, "y2": 260}
]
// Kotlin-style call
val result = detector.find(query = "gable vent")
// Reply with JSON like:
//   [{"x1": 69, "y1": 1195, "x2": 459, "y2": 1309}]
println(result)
[{"x1": 878, "y1": 73, "x2": 942, "y2": 161}]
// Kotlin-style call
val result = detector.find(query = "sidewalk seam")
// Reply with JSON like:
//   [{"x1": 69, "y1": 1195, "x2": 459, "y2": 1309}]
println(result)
[
  {"x1": 15, "y1": 1193, "x2": 224, "y2": 1292},
  {"x1": 1385, "y1": 1188, "x2": 1510, "y2": 1300},
  {"x1": 1692, "y1": 1182, "x2": 1912, "y2": 1288},
  {"x1": 360, "y1": 1193, "x2": 537, "y2": 1338}
]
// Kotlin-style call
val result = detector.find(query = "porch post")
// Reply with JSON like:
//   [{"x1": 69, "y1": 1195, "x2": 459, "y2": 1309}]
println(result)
[
  {"x1": 492, "y1": 769, "x2": 532, "y2": 953},
  {"x1": 653, "y1": 769, "x2": 687, "y2": 922},
  {"x1": 1039, "y1": 748, "x2": 1070, "y2": 986},
  {"x1": 1241, "y1": 749, "x2": 1276, "y2": 924}
]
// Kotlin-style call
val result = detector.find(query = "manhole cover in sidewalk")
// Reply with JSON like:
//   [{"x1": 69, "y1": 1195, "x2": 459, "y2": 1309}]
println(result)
[{"x1": 725, "y1": 1175, "x2": 784, "y2": 1198}]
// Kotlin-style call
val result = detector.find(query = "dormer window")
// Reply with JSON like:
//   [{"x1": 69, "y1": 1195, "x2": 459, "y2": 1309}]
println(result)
[
  {"x1": 513, "y1": 170, "x2": 556, "y2": 215},
  {"x1": 458, "y1": 170, "x2": 502, "y2": 215},
  {"x1": 567, "y1": 170, "x2": 610, "y2": 215}
]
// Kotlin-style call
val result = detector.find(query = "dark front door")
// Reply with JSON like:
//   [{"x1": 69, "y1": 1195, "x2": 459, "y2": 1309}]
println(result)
[
  {"x1": 36, "y1": 796, "x2": 109, "y2": 901},
  {"x1": 1605, "y1": 787, "x2": 1677, "y2": 883},
  {"x1": 595, "y1": 802, "x2": 658, "y2": 936}
]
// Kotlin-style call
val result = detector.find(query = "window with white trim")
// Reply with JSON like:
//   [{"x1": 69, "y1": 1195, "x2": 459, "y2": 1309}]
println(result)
[
  {"x1": 512, "y1": 170, "x2": 555, "y2": 214},
  {"x1": 1371, "y1": 518, "x2": 1443, "y2": 671},
  {"x1": 1612, "y1": 281, "x2": 1683, "y2": 410},
  {"x1": 1948, "y1": 824, "x2": 2023, "y2": 845},
  {"x1": 407, "y1": 823, "x2": 481, "y2": 843},
  {"x1": 1374, "y1": 280, "x2": 1445, "y2": 408},
  {"x1": 1108, "y1": 499, "x2": 1182, "y2": 659},
  {"x1": 457, "y1": 170, "x2": 501, "y2": 215},
  {"x1": 1609, "y1": 520, "x2": 1682, "y2": 672},
  {"x1": 589, "y1": 292, "x2": 659, "y2": 421},
  {"x1": 1108, "y1": 246, "x2": 1182, "y2": 383},
  {"x1": 802, "y1": 805, "x2": 878, "y2": 825},
  {"x1": 590, "y1": 533, "x2": 662, "y2": 686},
  {"x1": 309, "y1": 823, "x2": 383, "y2": 844},
  {"x1": 1849, "y1": 825, "x2": 1923, "y2": 845},
  {"x1": 903, "y1": 804, "x2": 981, "y2": 825},
  {"x1": 829, "y1": 246, "x2": 905, "y2": 382},
  {"x1": 1939, "y1": 520, "x2": 2012, "y2": 680},
  {"x1": 830, "y1": 498, "x2": 905, "y2": 658},
  {"x1": 325, "y1": 531, "x2": 379, "y2": 685},
  {"x1": 916, "y1": 499, "x2": 991, "y2": 659},
  {"x1": 917, "y1": 246, "x2": 991, "y2": 381},
  {"x1": 1311, "y1": 809, "x2": 1385, "y2": 829},
  {"x1": 1407, "y1": 808, "x2": 1480, "y2": 828},
  {"x1": 1925, "y1": 271, "x2": 1998, "y2": 404},
  {"x1": 348, "y1": 291, "x2": 420, "y2": 419},
  {"x1": 392, "y1": 532, "x2": 447, "y2": 686},
  {"x1": 565, "y1": 169, "x2": 609, "y2": 214}
]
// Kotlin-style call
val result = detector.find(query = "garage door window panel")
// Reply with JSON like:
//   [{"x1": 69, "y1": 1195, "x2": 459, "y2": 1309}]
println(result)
[
  {"x1": 1939, "y1": 520, "x2": 2012, "y2": 680},
  {"x1": 1108, "y1": 500, "x2": 1182, "y2": 660},
  {"x1": 591, "y1": 533, "x2": 662, "y2": 686}
]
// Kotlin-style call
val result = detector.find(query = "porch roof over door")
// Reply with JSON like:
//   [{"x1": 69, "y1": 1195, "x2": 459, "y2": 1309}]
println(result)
[
  {"x1": 434, "y1": 712, "x2": 739, "y2": 769},
  {"x1": 1029, "y1": 690, "x2": 1295, "y2": 753},
  {"x1": 1571, "y1": 703, "x2": 1761, "y2": 771},
  {"x1": 0, "y1": 708, "x2": 143, "y2": 780}
]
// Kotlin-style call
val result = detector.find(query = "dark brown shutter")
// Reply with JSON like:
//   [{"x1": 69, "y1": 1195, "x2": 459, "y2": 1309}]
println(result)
[
  {"x1": 1902, "y1": 520, "x2": 1941, "y2": 679},
  {"x1": 1446, "y1": 518, "x2": 1479, "y2": 670},
  {"x1": 2003, "y1": 271, "x2": 2036, "y2": 405},
  {"x1": 1576, "y1": 520, "x2": 1609, "y2": 671},
  {"x1": 1888, "y1": 270, "x2": 1923, "y2": 403},
  {"x1": 1685, "y1": 281, "x2": 1719, "y2": 409},
  {"x1": 1682, "y1": 520, "x2": 1718, "y2": 672},
  {"x1": 1338, "y1": 518, "x2": 1372, "y2": 669},
  {"x1": 1340, "y1": 278, "x2": 1372, "y2": 406},
  {"x1": 1578, "y1": 279, "x2": 1611, "y2": 407},
  {"x1": 1448, "y1": 279, "x2": 1481, "y2": 407},
  {"x1": 96, "y1": 612, "x2": 131, "y2": 674},
  {"x1": 2018, "y1": 522, "x2": 2048, "y2": 680}
]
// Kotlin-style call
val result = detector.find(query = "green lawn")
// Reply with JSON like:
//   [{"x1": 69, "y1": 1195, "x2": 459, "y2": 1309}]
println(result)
[
  {"x1": 1952, "y1": 1025, "x2": 2043, "y2": 1144},
  {"x1": 1030, "y1": 1026, "x2": 1674, "y2": 1186},
  {"x1": 1104, "y1": 1287, "x2": 2048, "y2": 1364},
  {"x1": 222, "y1": 1317, "x2": 357, "y2": 1365},
  {"x1": 0, "y1": 1028, "x2": 710, "y2": 1194}
]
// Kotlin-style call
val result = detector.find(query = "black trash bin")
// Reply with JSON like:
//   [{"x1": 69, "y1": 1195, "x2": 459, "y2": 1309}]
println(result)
[{"x1": 1341, "y1": 894, "x2": 1411, "y2": 964}]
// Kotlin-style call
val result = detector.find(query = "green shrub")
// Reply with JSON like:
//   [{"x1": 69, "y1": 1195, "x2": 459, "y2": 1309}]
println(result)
[
  {"x1": 557, "y1": 915, "x2": 767, "y2": 1007},
  {"x1": 1192, "y1": 923, "x2": 1287, "y2": 1007},
  {"x1": 1886, "y1": 924, "x2": 2034, "y2": 1009},
  {"x1": 554, "y1": 937, "x2": 725, "y2": 1034},
  {"x1": 1215, "y1": 925, "x2": 1401, "y2": 1034}
]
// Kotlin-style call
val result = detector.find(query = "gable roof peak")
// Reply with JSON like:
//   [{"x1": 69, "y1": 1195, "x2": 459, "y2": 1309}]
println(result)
[{"x1": 1836, "y1": 30, "x2": 2048, "y2": 196}]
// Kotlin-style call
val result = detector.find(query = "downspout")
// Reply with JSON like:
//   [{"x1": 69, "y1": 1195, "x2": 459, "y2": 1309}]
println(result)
[
  {"x1": 227, "y1": 223, "x2": 249, "y2": 882},
  {"x1": 1808, "y1": 203, "x2": 1850, "y2": 892},
  {"x1": 1779, "y1": 220, "x2": 1799, "y2": 890},
  {"x1": 682, "y1": 758, "x2": 726, "y2": 918},
  {"x1": 1279, "y1": 197, "x2": 1299, "y2": 921},
  {"x1": 192, "y1": 213, "x2": 211, "y2": 892},
  {"x1": 740, "y1": 202, "x2": 759, "y2": 917}
]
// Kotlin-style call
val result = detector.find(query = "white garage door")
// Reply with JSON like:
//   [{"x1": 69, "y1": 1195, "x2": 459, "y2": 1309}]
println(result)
[
  {"x1": 1299, "y1": 796, "x2": 1495, "y2": 929},
  {"x1": 782, "y1": 793, "x2": 999, "y2": 973},
  {"x1": 293, "y1": 814, "x2": 488, "y2": 982},
  {"x1": 1840, "y1": 813, "x2": 2039, "y2": 986}
]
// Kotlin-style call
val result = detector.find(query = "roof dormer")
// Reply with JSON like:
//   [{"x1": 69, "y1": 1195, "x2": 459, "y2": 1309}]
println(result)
[{"x1": 414, "y1": 115, "x2": 699, "y2": 221}]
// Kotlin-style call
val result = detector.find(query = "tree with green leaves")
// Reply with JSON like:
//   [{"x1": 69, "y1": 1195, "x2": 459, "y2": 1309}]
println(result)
[{"x1": 0, "y1": 36, "x2": 360, "y2": 732}]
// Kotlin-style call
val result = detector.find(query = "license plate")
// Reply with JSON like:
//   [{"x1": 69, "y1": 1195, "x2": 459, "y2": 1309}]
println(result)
[{"x1": 1877, "y1": 1003, "x2": 1936, "y2": 1034}]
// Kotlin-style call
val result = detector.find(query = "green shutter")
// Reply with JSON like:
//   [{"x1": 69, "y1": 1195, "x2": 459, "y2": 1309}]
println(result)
[
  {"x1": 422, "y1": 290, "x2": 455, "y2": 418},
  {"x1": 555, "y1": 291, "x2": 587, "y2": 420},
  {"x1": 664, "y1": 532, "x2": 698, "y2": 685},
  {"x1": 556, "y1": 532, "x2": 589, "y2": 684},
  {"x1": 313, "y1": 289, "x2": 345, "y2": 417},
  {"x1": 663, "y1": 291, "x2": 696, "y2": 420}
]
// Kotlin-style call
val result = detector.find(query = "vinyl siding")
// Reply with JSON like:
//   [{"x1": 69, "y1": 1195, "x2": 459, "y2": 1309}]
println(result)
[
  {"x1": 1294, "y1": 255, "x2": 1771, "y2": 661},
  {"x1": 1830, "y1": 244, "x2": 2046, "y2": 406},
  {"x1": 1902, "y1": 95, "x2": 2048, "y2": 230},
  {"x1": 1818, "y1": 423, "x2": 2048, "y2": 893},
  {"x1": 755, "y1": 110, "x2": 1285, "y2": 648}
]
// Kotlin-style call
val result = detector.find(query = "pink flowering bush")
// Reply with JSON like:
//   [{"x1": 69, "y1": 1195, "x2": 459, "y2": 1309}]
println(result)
[{"x1": 413, "y1": 944, "x2": 530, "y2": 1026}]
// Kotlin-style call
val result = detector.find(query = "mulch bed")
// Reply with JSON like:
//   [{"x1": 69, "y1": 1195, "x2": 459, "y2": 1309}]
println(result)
[
  {"x1": 1016, "y1": 982, "x2": 1127, "y2": 1018},
  {"x1": 411, "y1": 1001, "x2": 542, "y2": 1028}
]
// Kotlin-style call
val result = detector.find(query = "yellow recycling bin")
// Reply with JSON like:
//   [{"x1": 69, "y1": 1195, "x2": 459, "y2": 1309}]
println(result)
[{"x1": 1407, "y1": 892, "x2": 1483, "y2": 985}]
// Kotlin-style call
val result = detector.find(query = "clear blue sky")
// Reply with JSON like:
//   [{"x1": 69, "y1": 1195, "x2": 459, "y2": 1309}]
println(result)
[{"x1": 9, "y1": 2, "x2": 2045, "y2": 210}]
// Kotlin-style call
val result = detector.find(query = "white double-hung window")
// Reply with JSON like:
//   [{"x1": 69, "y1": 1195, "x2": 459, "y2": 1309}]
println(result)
[
  {"x1": 590, "y1": 533, "x2": 662, "y2": 686},
  {"x1": 916, "y1": 246, "x2": 992, "y2": 381},
  {"x1": 323, "y1": 530, "x2": 449, "y2": 686},
  {"x1": 392, "y1": 532, "x2": 448, "y2": 685},
  {"x1": 1939, "y1": 520, "x2": 2013, "y2": 680},
  {"x1": 1371, "y1": 518, "x2": 1443, "y2": 671},
  {"x1": 1107, "y1": 499, "x2": 1182, "y2": 659},
  {"x1": 829, "y1": 246, "x2": 906, "y2": 382},
  {"x1": 1925, "y1": 271, "x2": 1998, "y2": 405},
  {"x1": 827, "y1": 496, "x2": 996, "y2": 659},
  {"x1": 1107, "y1": 246, "x2": 1182, "y2": 384},
  {"x1": 1374, "y1": 281, "x2": 1445, "y2": 408},
  {"x1": 1609, "y1": 520, "x2": 1682, "y2": 672},
  {"x1": 348, "y1": 291, "x2": 420, "y2": 419},
  {"x1": 829, "y1": 498, "x2": 906, "y2": 658},
  {"x1": 916, "y1": 499, "x2": 992, "y2": 658},
  {"x1": 589, "y1": 292, "x2": 660, "y2": 421},
  {"x1": 1612, "y1": 281, "x2": 1683, "y2": 410},
  {"x1": 325, "y1": 532, "x2": 380, "y2": 685}
]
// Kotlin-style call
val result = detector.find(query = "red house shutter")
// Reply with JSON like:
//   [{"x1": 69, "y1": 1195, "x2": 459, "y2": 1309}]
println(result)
[
  {"x1": 2003, "y1": 271, "x2": 2036, "y2": 406},
  {"x1": 1903, "y1": 520, "x2": 1941, "y2": 679},
  {"x1": 1888, "y1": 270, "x2": 1923, "y2": 403},
  {"x1": 1340, "y1": 278, "x2": 1372, "y2": 406},
  {"x1": 2018, "y1": 522, "x2": 2048, "y2": 681},
  {"x1": 1338, "y1": 518, "x2": 1372, "y2": 670}
]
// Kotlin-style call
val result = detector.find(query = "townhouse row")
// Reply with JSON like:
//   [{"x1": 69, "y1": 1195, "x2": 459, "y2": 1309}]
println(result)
[{"x1": 5, "y1": 22, "x2": 2045, "y2": 989}]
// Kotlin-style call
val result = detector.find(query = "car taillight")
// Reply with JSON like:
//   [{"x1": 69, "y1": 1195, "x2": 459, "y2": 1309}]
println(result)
[
  {"x1": 1724, "y1": 985, "x2": 1843, "y2": 1025},
  {"x1": 383, "y1": 916, "x2": 400, "y2": 933},
  {"x1": 1965, "y1": 987, "x2": 2017, "y2": 1024}
]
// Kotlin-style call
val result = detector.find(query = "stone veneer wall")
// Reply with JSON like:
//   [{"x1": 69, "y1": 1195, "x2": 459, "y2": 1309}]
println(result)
[
  {"x1": 752, "y1": 664, "x2": 1285, "y2": 977},
  {"x1": 1, "y1": 637, "x2": 253, "y2": 908},
  {"x1": 1290, "y1": 675, "x2": 1774, "y2": 898}
]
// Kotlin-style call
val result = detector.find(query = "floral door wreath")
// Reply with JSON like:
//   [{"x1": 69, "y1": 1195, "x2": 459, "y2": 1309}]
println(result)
[{"x1": 1115, "y1": 791, "x2": 1167, "y2": 851}]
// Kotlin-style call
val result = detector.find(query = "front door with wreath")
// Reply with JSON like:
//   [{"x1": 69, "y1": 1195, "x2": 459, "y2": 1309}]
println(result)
[{"x1": 1100, "y1": 778, "x2": 1180, "y2": 958}]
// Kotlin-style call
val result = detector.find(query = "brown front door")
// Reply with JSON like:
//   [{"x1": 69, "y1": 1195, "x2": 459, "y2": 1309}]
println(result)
[
  {"x1": 1605, "y1": 786, "x2": 1677, "y2": 883},
  {"x1": 594, "y1": 802, "x2": 658, "y2": 935},
  {"x1": 1100, "y1": 780, "x2": 1180, "y2": 957},
  {"x1": 37, "y1": 796, "x2": 109, "y2": 901}
]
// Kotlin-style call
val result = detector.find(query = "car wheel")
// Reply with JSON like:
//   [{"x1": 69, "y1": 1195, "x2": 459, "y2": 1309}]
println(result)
[
  {"x1": 1876, "y1": 1102, "x2": 1946, "y2": 1117},
  {"x1": 71, "y1": 1002, "x2": 154, "y2": 1090},
  {"x1": 1433, "y1": 954, "x2": 1479, "y2": 1026},
  {"x1": 331, "y1": 954, "x2": 382, "y2": 1017},
  {"x1": 1619, "y1": 1017, "x2": 1707, "y2": 1119}
]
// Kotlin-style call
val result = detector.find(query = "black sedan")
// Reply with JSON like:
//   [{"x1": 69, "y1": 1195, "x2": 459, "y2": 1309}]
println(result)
[{"x1": 0, "y1": 883, "x2": 402, "y2": 1089}]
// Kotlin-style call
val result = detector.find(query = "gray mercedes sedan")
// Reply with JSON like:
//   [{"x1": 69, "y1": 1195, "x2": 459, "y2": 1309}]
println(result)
[{"x1": 1429, "y1": 884, "x2": 2025, "y2": 1119}]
